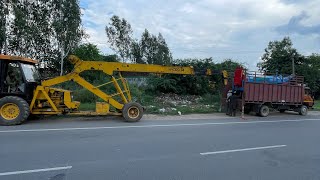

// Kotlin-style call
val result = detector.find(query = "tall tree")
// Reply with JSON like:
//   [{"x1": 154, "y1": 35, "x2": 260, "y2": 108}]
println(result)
[
  {"x1": 105, "y1": 16, "x2": 172, "y2": 65},
  {"x1": 258, "y1": 37, "x2": 302, "y2": 74},
  {"x1": 52, "y1": 0, "x2": 83, "y2": 75},
  {"x1": 131, "y1": 40, "x2": 144, "y2": 64},
  {"x1": 72, "y1": 43, "x2": 102, "y2": 61},
  {"x1": 141, "y1": 29, "x2": 172, "y2": 65},
  {"x1": 72, "y1": 43, "x2": 119, "y2": 63},
  {"x1": 105, "y1": 15, "x2": 133, "y2": 62},
  {"x1": 0, "y1": 0, "x2": 10, "y2": 54},
  {"x1": 0, "y1": 0, "x2": 83, "y2": 77},
  {"x1": 10, "y1": 1, "x2": 53, "y2": 59},
  {"x1": 155, "y1": 33, "x2": 172, "y2": 65},
  {"x1": 296, "y1": 54, "x2": 320, "y2": 94},
  {"x1": 141, "y1": 29, "x2": 158, "y2": 64}
]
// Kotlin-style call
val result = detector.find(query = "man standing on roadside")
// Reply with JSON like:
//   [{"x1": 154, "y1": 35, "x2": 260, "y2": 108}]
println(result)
[{"x1": 226, "y1": 90, "x2": 233, "y2": 116}]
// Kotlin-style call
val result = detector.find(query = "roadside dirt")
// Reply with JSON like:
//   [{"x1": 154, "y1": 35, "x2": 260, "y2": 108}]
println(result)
[
  {"x1": 142, "y1": 113, "x2": 232, "y2": 121},
  {"x1": 30, "y1": 110, "x2": 320, "y2": 123}
]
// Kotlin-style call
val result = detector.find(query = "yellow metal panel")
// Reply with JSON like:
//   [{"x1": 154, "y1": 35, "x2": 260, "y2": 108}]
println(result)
[
  {"x1": 222, "y1": 70, "x2": 229, "y2": 85},
  {"x1": 30, "y1": 86, "x2": 60, "y2": 114},
  {"x1": 39, "y1": 88, "x2": 59, "y2": 112},
  {"x1": 222, "y1": 70, "x2": 228, "y2": 78},
  {"x1": 68, "y1": 55, "x2": 81, "y2": 64},
  {"x1": 29, "y1": 86, "x2": 41, "y2": 111},
  {"x1": 64, "y1": 91, "x2": 80, "y2": 109},
  {"x1": 96, "y1": 102, "x2": 110, "y2": 113}
]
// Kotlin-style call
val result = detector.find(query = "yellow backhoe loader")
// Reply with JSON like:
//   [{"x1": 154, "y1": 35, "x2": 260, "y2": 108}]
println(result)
[{"x1": 0, "y1": 55, "x2": 227, "y2": 125}]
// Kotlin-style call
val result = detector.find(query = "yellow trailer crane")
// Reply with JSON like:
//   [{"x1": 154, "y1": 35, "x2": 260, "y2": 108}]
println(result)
[{"x1": 0, "y1": 55, "x2": 227, "y2": 125}]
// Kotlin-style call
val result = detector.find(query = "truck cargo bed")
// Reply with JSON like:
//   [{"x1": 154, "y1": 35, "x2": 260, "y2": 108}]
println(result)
[{"x1": 244, "y1": 83, "x2": 304, "y2": 104}]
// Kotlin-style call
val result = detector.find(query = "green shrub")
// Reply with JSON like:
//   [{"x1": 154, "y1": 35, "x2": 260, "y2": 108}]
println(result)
[
  {"x1": 79, "y1": 103, "x2": 96, "y2": 111},
  {"x1": 146, "y1": 76, "x2": 178, "y2": 93},
  {"x1": 129, "y1": 84, "x2": 144, "y2": 102},
  {"x1": 73, "y1": 89, "x2": 98, "y2": 103},
  {"x1": 199, "y1": 93, "x2": 221, "y2": 104}
]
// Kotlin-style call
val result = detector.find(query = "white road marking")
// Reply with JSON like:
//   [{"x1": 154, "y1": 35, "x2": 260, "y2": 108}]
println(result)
[
  {"x1": 200, "y1": 145, "x2": 287, "y2": 155},
  {"x1": 0, "y1": 166, "x2": 72, "y2": 176},
  {"x1": 0, "y1": 118, "x2": 319, "y2": 133}
]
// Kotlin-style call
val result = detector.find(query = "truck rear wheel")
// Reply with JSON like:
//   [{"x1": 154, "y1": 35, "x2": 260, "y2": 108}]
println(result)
[
  {"x1": 299, "y1": 105, "x2": 308, "y2": 116},
  {"x1": 0, "y1": 96, "x2": 30, "y2": 126},
  {"x1": 122, "y1": 102, "x2": 143, "y2": 122},
  {"x1": 259, "y1": 105, "x2": 269, "y2": 117}
]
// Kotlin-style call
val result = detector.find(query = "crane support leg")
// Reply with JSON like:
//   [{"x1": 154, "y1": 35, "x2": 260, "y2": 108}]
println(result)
[{"x1": 72, "y1": 75, "x2": 124, "y2": 110}]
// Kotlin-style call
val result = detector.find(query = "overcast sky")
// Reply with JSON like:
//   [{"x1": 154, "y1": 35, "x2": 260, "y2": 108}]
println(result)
[{"x1": 80, "y1": 0, "x2": 320, "y2": 69}]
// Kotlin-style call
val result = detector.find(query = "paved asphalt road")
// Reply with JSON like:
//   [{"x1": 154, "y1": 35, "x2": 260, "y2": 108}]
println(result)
[{"x1": 0, "y1": 112, "x2": 320, "y2": 180}]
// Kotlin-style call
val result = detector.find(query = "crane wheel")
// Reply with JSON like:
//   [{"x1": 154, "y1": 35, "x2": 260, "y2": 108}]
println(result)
[
  {"x1": 0, "y1": 96, "x2": 30, "y2": 126},
  {"x1": 122, "y1": 102, "x2": 143, "y2": 122}
]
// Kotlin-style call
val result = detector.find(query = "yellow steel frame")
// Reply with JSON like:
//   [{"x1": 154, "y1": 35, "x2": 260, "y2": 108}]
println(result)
[
  {"x1": 30, "y1": 86, "x2": 60, "y2": 114},
  {"x1": 29, "y1": 55, "x2": 226, "y2": 115}
]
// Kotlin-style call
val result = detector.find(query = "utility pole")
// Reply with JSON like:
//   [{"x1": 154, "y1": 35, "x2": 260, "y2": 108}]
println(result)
[
  {"x1": 4, "y1": 41, "x2": 7, "y2": 55},
  {"x1": 292, "y1": 52, "x2": 295, "y2": 76}
]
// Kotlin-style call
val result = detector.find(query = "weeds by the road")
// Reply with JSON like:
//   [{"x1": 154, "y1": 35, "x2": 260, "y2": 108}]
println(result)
[
  {"x1": 313, "y1": 100, "x2": 320, "y2": 110},
  {"x1": 77, "y1": 93, "x2": 221, "y2": 115},
  {"x1": 67, "y1": 82, "x2": 221, "y2": 115},
  {"x1": 79, "y1": 103, "x2": 96, "y2": 111}
]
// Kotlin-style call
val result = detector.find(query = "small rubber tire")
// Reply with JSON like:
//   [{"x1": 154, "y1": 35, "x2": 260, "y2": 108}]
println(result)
[
  {"x1": 0, "y1": 96, "x2": 30, "y2": 126},
  {"x1": 299, "y1": 105, "x2": 308, "y2": 116},
  {"x1": 259, "y1": 105, "x2": 270, "y2": 117},
  {"x1": 122, "y1": 102, "x2": 143, "y2": 122},
  {"x1": 279, "y1": 109, "x2": 286, "y2": 113}
]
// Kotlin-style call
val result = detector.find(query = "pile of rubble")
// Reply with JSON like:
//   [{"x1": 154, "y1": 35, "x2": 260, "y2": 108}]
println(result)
[
  {"x1": 154, "y1": 93, "x2": 201, "y2": 106},
  {"x1": 145, "y1": 93, "x2": 216, "y2": 115}
]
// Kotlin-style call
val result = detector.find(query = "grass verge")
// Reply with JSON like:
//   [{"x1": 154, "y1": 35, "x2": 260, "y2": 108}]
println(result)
[
  {"x1": 313, "y1": 100, "x2": 320, "y2": 111},
  {"x1": 79, "y1": 103, "x2": 96, "y2": 111}
]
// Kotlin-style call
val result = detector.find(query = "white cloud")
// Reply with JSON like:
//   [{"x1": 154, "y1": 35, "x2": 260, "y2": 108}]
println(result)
[{"x1": 80, "y1": 0, "x2": 320, "y2": 69}]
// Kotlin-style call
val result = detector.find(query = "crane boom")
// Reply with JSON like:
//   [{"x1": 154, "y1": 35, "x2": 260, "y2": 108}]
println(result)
[
  {"x1": 42, "y1": 55, "x2": 214, "y2": 87},
  {"x1": 30, "y1": 55, "x2": 226, "y2": 122}
]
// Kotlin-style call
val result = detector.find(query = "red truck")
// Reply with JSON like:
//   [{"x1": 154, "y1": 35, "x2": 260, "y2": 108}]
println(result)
[{"x1": 228, "y1": 67, "x2": 314, "y2": 117}]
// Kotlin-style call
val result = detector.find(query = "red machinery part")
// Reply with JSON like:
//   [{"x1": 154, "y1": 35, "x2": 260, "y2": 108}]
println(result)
[{"x1": 234, "y1": 66, "x2": 245, "y2": 87}]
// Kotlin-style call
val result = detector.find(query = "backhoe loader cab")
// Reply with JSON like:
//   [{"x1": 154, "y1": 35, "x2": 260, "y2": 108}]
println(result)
[
  {"x1": 0, "y1": 55, "x2": 40, "y2": 125},
  {"x1": 0, "y1": 55, "x2": 40, "y2": 99}
]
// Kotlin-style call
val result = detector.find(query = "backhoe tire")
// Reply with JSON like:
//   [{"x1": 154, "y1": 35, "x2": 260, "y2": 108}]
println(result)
[
  {"x1": 0, "y1": 96, "x2": 30, "y2": 126},
  {"x1": 259, "y1": 105, "x2": 270, "y2": 117},
  {"x1": 122, "y1": 102, "x2": 143, "y2": 122},
  {"x1": 299, "y1": 105, "x2": 308, "y2": 116}
]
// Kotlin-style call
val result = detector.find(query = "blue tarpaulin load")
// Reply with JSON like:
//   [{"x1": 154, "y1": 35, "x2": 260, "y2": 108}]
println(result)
[{"x1": 246, "y1": 74, "x2": 291, "y2": 84}]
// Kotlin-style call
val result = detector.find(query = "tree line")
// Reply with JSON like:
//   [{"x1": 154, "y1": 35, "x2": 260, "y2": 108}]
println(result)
[
  {"x1": 0, "y1": 1, "x2": 319, "y2": 96},
  {"x1": 258, "y1": 37, "x2": 320, "y2": 96},
  {"x1": 105, "y1": 15, "x2": 172, "y2": 65},
  {"x1": 0, "y1": 0, "x2": 83, "y2": 76}
]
